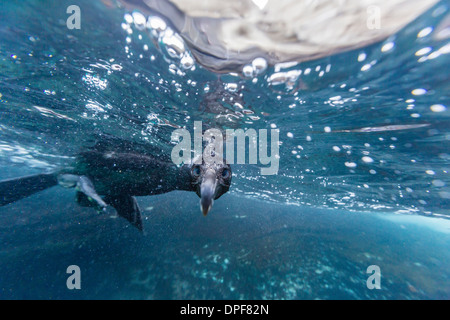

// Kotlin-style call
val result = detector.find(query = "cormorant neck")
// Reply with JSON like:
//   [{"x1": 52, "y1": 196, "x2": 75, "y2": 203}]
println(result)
[{"x1": 175, "y1": 164, "x2": 195, "y2": 192}]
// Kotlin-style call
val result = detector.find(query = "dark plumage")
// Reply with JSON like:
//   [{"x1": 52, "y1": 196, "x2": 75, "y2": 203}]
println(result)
[{"x1": 0, "y1": 139, "x2": 232, "y2": 231}]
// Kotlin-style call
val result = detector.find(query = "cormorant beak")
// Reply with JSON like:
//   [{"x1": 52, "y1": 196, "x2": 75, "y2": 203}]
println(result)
[{"x1": 200, "y1": 169, "x2": 217, "y2": 216}]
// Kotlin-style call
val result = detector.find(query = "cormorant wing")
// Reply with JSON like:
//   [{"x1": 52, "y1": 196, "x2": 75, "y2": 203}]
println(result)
[{"x1": 104, "y1": 194, "x2": 143, "y2": 232}]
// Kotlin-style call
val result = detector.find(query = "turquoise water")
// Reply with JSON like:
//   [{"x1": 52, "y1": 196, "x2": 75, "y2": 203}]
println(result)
[{"x1": 0, "y1": 0, "x2": 449, "y2": 299}]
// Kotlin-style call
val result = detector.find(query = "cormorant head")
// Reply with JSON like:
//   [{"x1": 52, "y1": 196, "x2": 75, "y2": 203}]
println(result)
[{"x1": 190, "y1": 159, "x2": 232, "y2": 216}]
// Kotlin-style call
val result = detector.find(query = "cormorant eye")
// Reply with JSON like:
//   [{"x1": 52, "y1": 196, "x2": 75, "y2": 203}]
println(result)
[
  {"x1": 221, "y1": 168, "x2": 230, "y2": 178},
  {"x1": 192, "y1": 165, "x2": 201, "y2": 177}
]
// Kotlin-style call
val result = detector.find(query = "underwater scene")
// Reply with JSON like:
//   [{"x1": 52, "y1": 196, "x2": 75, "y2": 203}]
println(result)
[{"x1": 0, "y1": 0, "x2": 449, "y2": 300}]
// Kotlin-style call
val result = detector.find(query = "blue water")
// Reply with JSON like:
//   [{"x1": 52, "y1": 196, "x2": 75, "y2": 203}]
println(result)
[{"x1": 0, "y1": 0, "x2": 449, "y2": 299}]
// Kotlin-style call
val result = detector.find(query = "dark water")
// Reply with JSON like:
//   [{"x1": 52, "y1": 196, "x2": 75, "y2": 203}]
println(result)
[
  {"x1": 0, "y1": 0, "x2": 449, "y2": 299},
  {"x1": 1, "y1": 187, "x2": 449, "y2": 299}
]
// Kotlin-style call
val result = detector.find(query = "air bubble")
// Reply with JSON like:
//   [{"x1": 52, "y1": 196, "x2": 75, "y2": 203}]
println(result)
[
  {"x1": 132, "y1": 12, "x2": 146, "y2": 30},
  {"x1": 267, "y1": 72, "x2": 287, "y2": 86},
  {"x1": 252, "y1": 57, "x2": 267, "y2": 75},
  {"x1": 362, "y1": 156, "x2": 374, "y2": 163},
  {"x1": 224, "y1": 83, "x2": 238, "y2": 93},
  {"x1": 124, "y1": 13, "x2": 133, "y2": 24},
  {"x1": 242, "y1": 65, "x2": 254, "y2": 78},
  {"x1": 180, "y1": 54, "x2": 194, "y2": 69},
  {"x1": 345, "y1": 162, "x2": 357, "y2": 168},
  {"x1": 147, "y1": 16, "x2": 167, "y2": 33},
  {"x1": 161, "y1": 31, "x2": 186, "y2": 58},
  {"x1": 381, "y1": 42, "x2": 395, "y2": 52},
  {"x1": 430, "y1": 104, "x2": 446, "y2": 112},
  {"x1": 412, "y1": 88, "x2": 427, "y2": 95}
]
